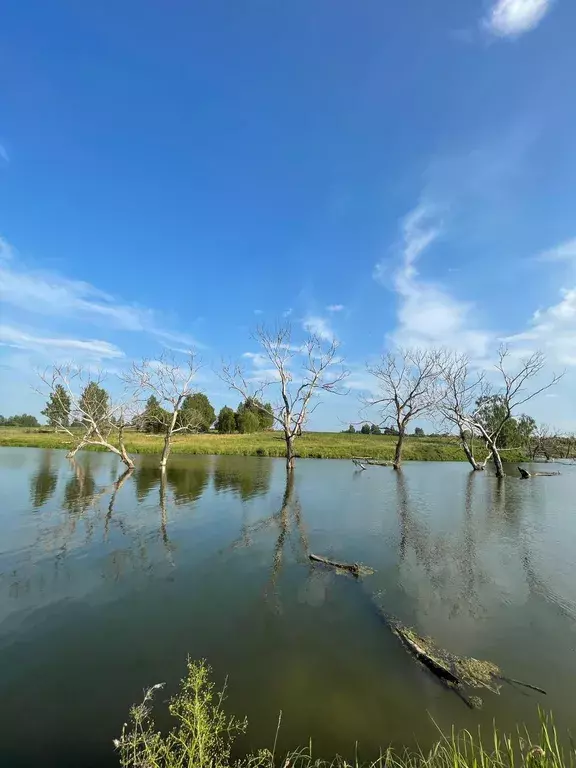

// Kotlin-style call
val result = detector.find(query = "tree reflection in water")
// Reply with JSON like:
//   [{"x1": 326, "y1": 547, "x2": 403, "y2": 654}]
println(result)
[
  {"x1": 29, "y1": 450, "x2": 59, "y2": 509},
  {"x1": 213, "y1": 455, "x2": 272, "y2": 501},
  {"x1": 226, "y1": 469, "x2": 309, "y2": 612}
]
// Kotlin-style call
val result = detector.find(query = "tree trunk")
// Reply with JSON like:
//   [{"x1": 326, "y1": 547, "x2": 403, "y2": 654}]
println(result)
[
  {"x1": 459, "y1": 429, "x2": 483, "y2": 471},
  {"x1": 285, "y1": 434, "x2": 295, "y2": 472},
  {"x1": 160, "y1": 434, "x2": 171, "y2": 469},
  {"x1": 492, "y1": 445, "x2": 505, "y2": 478},
  {"x1": 393, "y1": 431, "x2": 405, "y2": 470}
]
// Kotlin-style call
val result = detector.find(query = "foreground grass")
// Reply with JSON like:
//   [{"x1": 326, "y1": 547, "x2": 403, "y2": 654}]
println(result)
[
  {"x1": 116, "y1": 659, "x2": 571, "y2": 768},
  {"x1": 0, "y1": 428, "x2": 529, "y2": 463}
]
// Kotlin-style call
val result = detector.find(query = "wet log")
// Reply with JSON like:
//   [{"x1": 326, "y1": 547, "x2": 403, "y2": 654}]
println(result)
[
  {"x1": 309, "y1": 553, "x2": 360, "y2": 575},
  {"x1": 352, "y1": 459, "x2": 367, "y2": 470},
  {"x1": 518, "y1": 467, "x2": 560, "y2": 478}
]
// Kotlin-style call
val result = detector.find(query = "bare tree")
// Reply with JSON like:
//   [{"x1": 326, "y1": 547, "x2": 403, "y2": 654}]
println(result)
[
  {"x1": 441, "y1": 347, "x2": 563, "y2": 478},
  {"x1": 125, "y1": 352, "x2": 201, "y2": 470},
  {"x1": 37, "y1": 365, "x2": 135, "y2": 469},
  {"x1": 221, "y1": 324, "x2": 348, "y2": 472},
  {"x1": 365, "y1": 348, "x2": 444, "y2": 470},
  {"x1": 438, "y1": 353, "x2": 493, "y2": 471}
]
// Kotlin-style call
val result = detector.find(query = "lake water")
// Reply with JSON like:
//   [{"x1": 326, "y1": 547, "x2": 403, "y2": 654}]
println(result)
[{"x1": 1, "y1": 447, "x2": 576, "y2": 767}]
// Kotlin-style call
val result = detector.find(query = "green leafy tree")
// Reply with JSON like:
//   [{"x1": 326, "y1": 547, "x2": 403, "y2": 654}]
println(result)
[
  {"x1": 41, "y1": 384, "x2": 71, "y2": 429},
  {"x1": 370, "y1": 424, "x2": 381, "y2": 435},
  {"x1": 236, "y1": 409, "x2": 260, "y2": 434},
  {"x1": 347, "y1": 424, "x2": 356, "y2": 433},
  {"x1": 139, "y1": 395, "x2": 170, "y2": 434},
  {"x1": 414, "y1": 427, "x2": 425, "y2": 436},
  {"x1": 360, "y1": 423, "x2": 371, "y2": 435},
  {"x1": 79, "y1": 381, "x2": 110, "y2": 429},
  {"x1": 179, "y1": 393, "x2": 216, "y2": 432},
  {"x1": 215, "y1": 406, "x2": 236, "y2": 434},
  {"x1": 236, "y1": 398, "x2": 273, "y2": 431}
]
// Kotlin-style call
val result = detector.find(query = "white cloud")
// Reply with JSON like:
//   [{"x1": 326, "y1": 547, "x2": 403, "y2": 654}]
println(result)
[
  {"x1": 302, "y1": 315, "x2": 335, "y2": 342},
  {"x1": 0, "y1": 325, "x2": 124, "y2": 360},
  {"x1": 0, "y1": 143, "x2": 8, "y2": 164},
  {"x1": 0, "y1": 235, "x2": 199, "y2": 344},
  {"x1": 253, "y1": 309, "x2": 263, "y2": 315},
  {"x1": 484, "y1": 0, "x2": 552, "y2": 37},
  {"x1": 283, "y1": 308, "x2": 293, "y2": 318},
  {"x1": 505, "y1": 287, "x2": 576, "y2": 365},
  {"x1": 242, "y1": 351, "x2": 270, "y2": 369},
  {"x1": 538, "y1": 238, "x2": 576, "y2": 263},
  {"x1": 380, "y1": 203, "x2": 492, "y2": 359},
  {"x1": 326, "y1": 304, "x2": 344, "y2": 313}
]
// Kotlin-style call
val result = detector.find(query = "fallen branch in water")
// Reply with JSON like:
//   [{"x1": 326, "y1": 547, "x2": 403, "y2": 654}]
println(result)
[
  {"x1": 309, "y1": 553, "x2": 375, "y2": 577},
  {"x1": 377, "y1": 610, "x2": 546, "y2": 709},
  {"x1": 352, "y1": 459, "x2": 367, "y2": 471},
  {"x1": 309, "y1": 553, "x2": 360, "y2": 575},
  {"x1": 518, "y1": 467, "x2": 561, "y2": 478}
]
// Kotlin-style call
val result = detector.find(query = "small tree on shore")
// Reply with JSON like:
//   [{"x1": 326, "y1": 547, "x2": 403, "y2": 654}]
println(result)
[
  {"x1": 222, "y1": 324, "x2": 348, "y2": 472},
  {"x1": 360, "y1": 424, "x2": 370, "y2": 434},
  {"x1": 125, "y1": 353, "x2": 201, "y2": 470},
  {"x1": 37, "y1": 366, "x2": 135, "y2": 469},
  {"x1": 215, "y1": 406, "x2": 236, "y2": 434},
  {"x1": 42, "y1": 384, "x2": 71, "y2": 430},
  {"x1": 365, "y1": 348, "x2": 443, "y2": 470}
]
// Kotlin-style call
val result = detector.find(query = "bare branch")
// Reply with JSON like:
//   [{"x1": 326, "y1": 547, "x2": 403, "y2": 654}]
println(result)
[
  {"x1": 123, "y1": 351, "x2": 201, "y2": 469},
  {"x1": 35, "y1": 364, "x2": 136, "y2": 469},
  {"x1": 221, "y1": 322, "x2": 349, "y2": 471},
  {"x1": 365, "y1": 347, "x2": 445, "y2": 468}
]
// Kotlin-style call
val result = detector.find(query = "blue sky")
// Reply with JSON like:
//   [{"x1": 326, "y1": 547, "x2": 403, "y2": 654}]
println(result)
[{"x1": 1, "y1": 0, "x2": 576, "y2": 430}]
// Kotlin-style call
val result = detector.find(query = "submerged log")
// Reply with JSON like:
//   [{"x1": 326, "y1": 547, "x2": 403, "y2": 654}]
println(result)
[
  {"x1": 309, "y1": 553, "x2": 360, "y2": 575},
  {"x1": 352, "y1": 459, "x2": 367, "y2": 470},
  {"x1": 518, "y1": 467, "x2": 560, "y2": 478},
  {"x1": 377, "y1": 609, "x2": 546, "y2": 709}
]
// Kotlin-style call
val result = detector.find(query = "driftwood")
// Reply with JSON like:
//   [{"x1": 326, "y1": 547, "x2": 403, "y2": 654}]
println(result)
[
  {"x1": 309, "y1": 553, "x2": 360, "y2": 575},
  {"x1": 379, "y1": 612, "x2": 546, "y2": 709},
  {"x1": 352, "y1": 459, "x2": 367, "y2": 471},
  {"x1": 518, "y1": 467, "x2": 561, "y2": 479},
  {"x1": 352, "y1": 457, "x2": 392, "y2": 467}
]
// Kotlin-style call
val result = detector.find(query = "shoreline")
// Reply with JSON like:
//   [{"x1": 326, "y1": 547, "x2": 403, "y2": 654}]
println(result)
[{"x1": 0, "y1": 428, "x2": 529, "y2": 462}]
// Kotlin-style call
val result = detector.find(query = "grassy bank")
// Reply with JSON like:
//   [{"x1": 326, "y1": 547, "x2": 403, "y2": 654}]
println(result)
[
  {"x1": 116, "y1": 659, "x2": 570, "y2": 768},
  {"x1": 0, "y1": 427, "x2": 529, "y2": 463}
]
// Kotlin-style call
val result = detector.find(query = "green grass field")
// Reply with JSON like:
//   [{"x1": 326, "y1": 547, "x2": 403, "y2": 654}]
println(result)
[{"x1": 0, "y1": 427, "x2": 529, "y2": 463}]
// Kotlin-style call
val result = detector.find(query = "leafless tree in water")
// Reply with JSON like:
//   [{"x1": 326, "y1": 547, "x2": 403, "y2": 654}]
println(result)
[
  {"x1": 365, "y1": 348, "x2": 444, "y2": 469},
  {"x1": 125, "y1": 352, "x2": 201, "y2": 470},
  {"x1": 440, "y1": 348, "x2": 563, "y2": 478},
  {"x1": 222, "y1": 324, "x2": 348, "y2": 471},
  {"x1": 37, "y1": 365, "x2": 136, "y2": 469}
]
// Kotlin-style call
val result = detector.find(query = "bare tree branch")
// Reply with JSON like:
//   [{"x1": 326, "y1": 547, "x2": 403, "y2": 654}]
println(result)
[
  {"x1": 365, "y1": 347, "x2": 445, "y2": 469},
  {"x1": 36, "y1": 364, "x2": 136, "y2": 469},
  {"x1": 123, "y1": 352, "x2": 201, "y2": 469},
  {"x1": 221, "y1": 323, "x2": 348, "y2": 471}
]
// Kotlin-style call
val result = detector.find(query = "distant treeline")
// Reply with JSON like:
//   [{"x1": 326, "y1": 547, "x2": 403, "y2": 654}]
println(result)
[
  {"x1": 0, "y1": 414, "x2": 40, "y2": 427},
  {"x1": 345, "y1": 424, "x2": 426, "y2": 436}
]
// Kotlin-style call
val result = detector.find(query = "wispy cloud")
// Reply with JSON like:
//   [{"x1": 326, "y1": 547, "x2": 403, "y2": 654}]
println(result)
[
  {"x1": 253, "y1": 309, "x2": 264, "y2": 315},
  {"x1": 302, "y1": 315, "x2": 335, "y2": 342},
  {"x1": 484, "y1": 0, "x2": 553, "y2": 38},
  {"x1": 326, "y1": 304, "x2": 344, "y2": 313},
  {"x1": 0, "y1": 325, "x2": 124, "y2": 360},
  {"x1": 0, "y1": 143, "x2": 9, "y2": 164},
  {"x1": 0, "y1": 235, "x2": 200, "y2": 345},
  {"x1": 283, "y1": 308, "x2": 293, "y2": 318},
  {"x1": 538, "y1": 238, "x2": 576, "y2": 263},
  {"x1": 380, "y1": 202, "x2": 492, "y2": 359},
  {"x1": 505, "y1": 287, "x2": 576, "y2": 365}
]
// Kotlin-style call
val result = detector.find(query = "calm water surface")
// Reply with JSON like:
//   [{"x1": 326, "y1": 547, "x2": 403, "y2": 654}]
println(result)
[{"x1": 1, "y1": 447, "x2": 576, "y2": 767}]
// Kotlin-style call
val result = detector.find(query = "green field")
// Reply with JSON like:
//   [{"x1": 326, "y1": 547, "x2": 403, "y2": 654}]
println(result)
[{"x1": 0, "y1": 427, "x2": 529, "y2": 462}]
